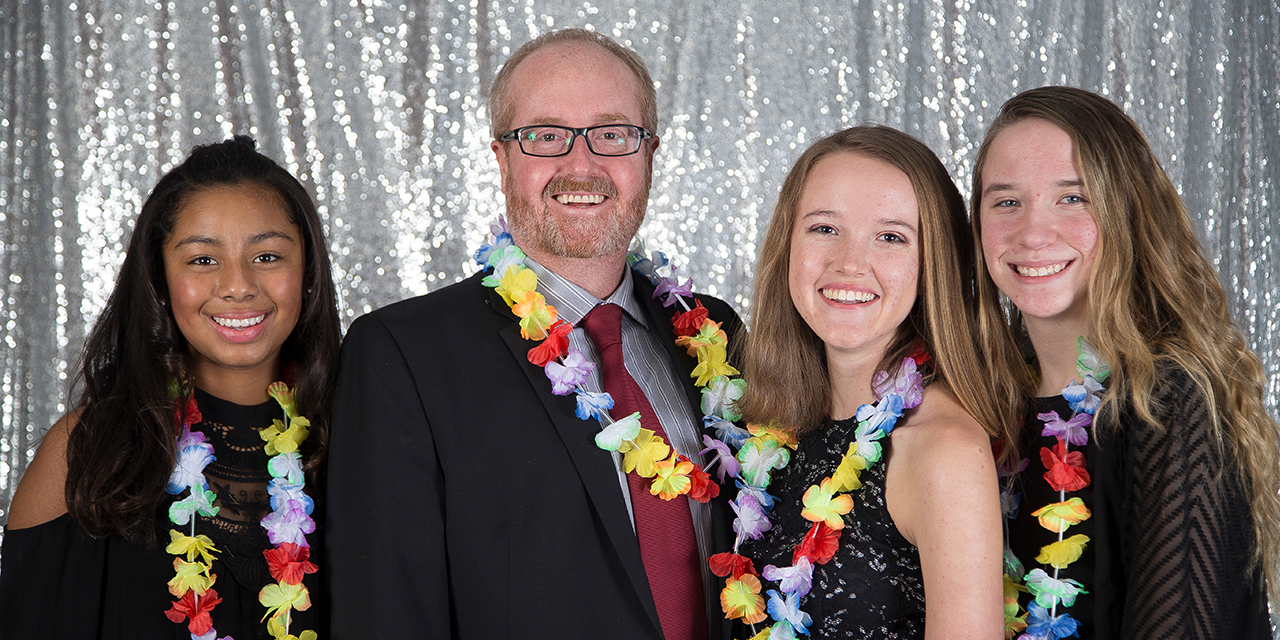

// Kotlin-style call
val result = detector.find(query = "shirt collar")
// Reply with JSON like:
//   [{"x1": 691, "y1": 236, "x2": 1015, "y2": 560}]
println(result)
[{"x1": 524, "y1": 256, "x2": 649, "y2": 330}]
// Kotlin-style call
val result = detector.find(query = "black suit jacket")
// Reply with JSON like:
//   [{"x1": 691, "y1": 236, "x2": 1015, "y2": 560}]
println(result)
[{"x1": 326, "y1": 269, "x2": 742, "y2": 639}]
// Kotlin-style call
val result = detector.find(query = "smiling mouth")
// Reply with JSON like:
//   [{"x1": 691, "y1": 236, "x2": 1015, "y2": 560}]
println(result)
[
  {"x1": 213, "y1": 314, "x2": 266, "y2": 329},
  {"x1": 1013, "y1": 261, "x2": 1071, "y2": 277},
  {"x1": 553, "y1": 193, "x2": 606, "y2": 205},
  {"x1": 822, "y1": 289, "x2": 877, "y2": 304}
]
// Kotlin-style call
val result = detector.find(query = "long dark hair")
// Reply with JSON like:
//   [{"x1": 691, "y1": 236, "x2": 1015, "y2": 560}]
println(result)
[{"x1": 65, "y1": 136, "x2": 341, "y2": 545}]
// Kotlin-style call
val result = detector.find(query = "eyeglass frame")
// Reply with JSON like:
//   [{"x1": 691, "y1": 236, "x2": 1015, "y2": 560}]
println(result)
[{"x1": 497, "y1": 124, "x2": 654, "y2": 157}]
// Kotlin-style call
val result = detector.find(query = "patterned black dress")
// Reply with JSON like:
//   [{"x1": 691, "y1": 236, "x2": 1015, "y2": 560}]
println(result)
[
  {"x1": 0, "y1": 389, "x2": 324, "y2": 639},
  {"x1": 1006, "y1": 367, "x2": 1270, "y2": 639},
  {"x1": 739, "y1": 416, "x2": 926, "y2": 638}
]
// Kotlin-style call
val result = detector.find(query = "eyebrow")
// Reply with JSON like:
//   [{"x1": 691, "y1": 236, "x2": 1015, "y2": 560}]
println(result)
[
  {"x1": 172, "y1": 230, "x2": 297, "y2": 249},
  {"x1": 876, "y1": 217, "x2": 918, "y2": 234},
  {"x1": 983, "y1": 179, "x2": 1083, "y2": 197},
  {"x1": 526, "y1": 113, "x2": 632, "y2": 126}
]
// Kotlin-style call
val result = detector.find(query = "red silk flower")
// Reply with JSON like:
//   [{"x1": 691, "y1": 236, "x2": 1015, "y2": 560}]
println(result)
[
  {"x1": 671, "y1": 301, "x2": 709, "y2": 338},
  {"x1": 1041, "y1": 438, "x2": 1091, "y2": 492},
  {"x1": 793, "y1": 521, "x2": 841, "y2": 565},
  {"x1": 709, "y1": 552, "x2": 757, "y2": 579},
  {"x1": 174, "y1": 393, "x2": 203, "y2": 433},
  {"x1": 906, "y1": 340, "x2": 932, "y2": 367},
  {"x1": 165, "y1": 588, "x2": 222, "y2": 636},
  {"x1": 527, "y1": 320, "x2": 572, "y2": 367},
  {"x1": 687, "y1": 463, "x2": 720, "y2": 503},
  {"x1": 264, "y1": 542, "x2": 319, "y2": 585}
]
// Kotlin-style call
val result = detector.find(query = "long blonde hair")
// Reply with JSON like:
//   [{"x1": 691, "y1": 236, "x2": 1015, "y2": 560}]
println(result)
[
  {"x1": 739, "y1": 125, "x2": 1017, "y2": 449},
  {"x1": 970, "y1": 85, "x2": 1280, "y2": 599}
]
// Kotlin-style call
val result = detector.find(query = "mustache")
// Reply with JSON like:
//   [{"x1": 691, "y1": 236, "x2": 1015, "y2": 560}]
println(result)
[{"x1": 543, "y1": 176, "x2": 618, "y2": 200}]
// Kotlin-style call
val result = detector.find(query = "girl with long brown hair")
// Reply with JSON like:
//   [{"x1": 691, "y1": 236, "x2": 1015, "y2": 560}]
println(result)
[
  {"x1": 974, "y1": 86, "x2": 1277, "y2": 638},
  {"x1": 725, "y1": 125, "x2": 1006, "y2": 638}
]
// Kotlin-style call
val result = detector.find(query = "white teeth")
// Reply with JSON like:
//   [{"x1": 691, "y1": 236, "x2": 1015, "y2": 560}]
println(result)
[
  {"x1": 554, "y1": 194, "x2": 605, "y2": 205},
  {"x1": 1015, "y1": 262, "x2": 1069, "y2": 277},
  {"x1": 213, "y1": 314, "x2": 265, "y2": 329},
  {"x1": 822, "y1": 289, "x2": 876, "y2": 303}
]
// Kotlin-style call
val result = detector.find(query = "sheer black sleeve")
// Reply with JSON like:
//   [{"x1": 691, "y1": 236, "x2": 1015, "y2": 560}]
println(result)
[{"x1": 1121, "y1": 367, "x2": 1270, "y2": 639}]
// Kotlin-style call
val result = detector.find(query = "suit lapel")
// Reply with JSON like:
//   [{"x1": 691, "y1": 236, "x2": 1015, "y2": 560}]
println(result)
[
  {"x1": 488, "y1": 286, "x2": 663, "y2": 634},
  {"x1": 633, "y1": 277, "x2": 705, "y2": 416}
]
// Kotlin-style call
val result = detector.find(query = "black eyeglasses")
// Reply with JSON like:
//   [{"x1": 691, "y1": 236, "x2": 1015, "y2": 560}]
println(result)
[{"x1": 498, "y1": 124, "x2": 652, "y2": 157}]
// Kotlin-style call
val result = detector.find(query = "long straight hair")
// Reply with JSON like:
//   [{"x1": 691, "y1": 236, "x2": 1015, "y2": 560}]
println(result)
[
  {"x1": 739, "y1": 125, "x2": 1016, "y2": 449},
  {"x1": 65, "y1": 136, "x2": 341, "y2": 545},
  {"x1": 970, "y1": 86, "x2": 1280, "y2": 599}
]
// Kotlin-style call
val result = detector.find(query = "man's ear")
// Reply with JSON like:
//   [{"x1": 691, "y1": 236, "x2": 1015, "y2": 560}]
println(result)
[
  {"x1": 492, "y1": 140, "x2": 508, "y2": 192},
  {"x1": 645, "y1": 135, "x2": 660, "y2": 174}
]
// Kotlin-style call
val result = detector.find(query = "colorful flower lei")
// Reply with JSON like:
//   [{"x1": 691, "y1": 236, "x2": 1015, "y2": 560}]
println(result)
[
  {"x1": 473, "y1": 216, "x2": 740, "y2": 504},
  {"x1": 164, "y1": 384, "x2": 318, "y2": 640},
  {"x1": 708, "y1": 355, "x2": 928, "y2": 639},
  {"x1": 1001, "y1": 338, "x2": 1109, "y2": 639}
]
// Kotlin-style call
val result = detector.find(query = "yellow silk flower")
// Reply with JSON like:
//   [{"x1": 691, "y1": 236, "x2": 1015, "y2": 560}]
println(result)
[
  {"x1": 1003, "y1": 573, "x2": 1028, "y2": 636},
  {"x1": 621, "y1": 429, "x2": 670, "y2": 478},
  {"x1": 512, "y1": 291, "x2": 558, "y2": 341},
  {"x1": 260, "y1": 581, "x2": 312, "y2": 622},
  {"x1": 495, "y1": 264, "x2": 537, "y2": 306},
  {"x1": 690, "y1": 350, "x2": 740, "y2": 388},
  {"x1": 265, "y1": 607, "x2": 317, "y2": 640},
  {"x1": 720, "y1": 574, "x2": 768, "y2": 624},
  {"x1": 1036, "y1": 534, "x2": 1090, "y2": 569},
  {"x1": 801, "y1": 477, "x2": 854, "y2": 530},
  {"x1": 262, "y1": 415, "x2": 312, "y2": 456},
  {"x1": 168, "y1": 558, "x2": 216, "y2": 597},
  {"x1": 747, "y1": 422, "x2": 798, "y2": 448},
  {"x1": 1032, "y1": 497, "x2": 1092, "y2": 534},
  {"x1": 650, "y1": 454, "x2": 694, "y2": 500},
  {"x1": 831, "y1": 447, "x2": 868, "y2": 493},
  {"x1": 166, "y1": 530, "x2": 219, "y2": 566}
]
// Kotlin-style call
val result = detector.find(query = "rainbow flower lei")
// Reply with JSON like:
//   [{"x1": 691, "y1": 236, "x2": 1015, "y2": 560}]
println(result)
[
  {"x1": 707, "y1": 355, "x2": 928, "y2": 639},
  {"x1": 473, "y1": 215, "x2": 739, "y2": 503},
  {"x1": 164, "y1": 383, "x2": 318, "y2": 640},
  {"x1": 1001, "y1": 338, "x2": 1109, "y2": 639}
]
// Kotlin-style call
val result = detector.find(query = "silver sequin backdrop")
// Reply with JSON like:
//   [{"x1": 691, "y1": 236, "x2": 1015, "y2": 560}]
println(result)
[{"x1": 1, "y1": 1, "x2": 1278, "y2": 528}]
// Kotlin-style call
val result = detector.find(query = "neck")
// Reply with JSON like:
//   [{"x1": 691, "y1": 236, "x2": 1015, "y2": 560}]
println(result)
[
  {"x1": 825, "y1": 348, "x2": 883, "y2": 420},
  {"x1": 523, "y1": 248, "x2": 629, "y2": 300},
  {"x1": 1025, "y1": 316, "x2": 1089, "y2": 396},
  {"x1": 188, "y1": 361, "x2": 278, "y2": 405}
]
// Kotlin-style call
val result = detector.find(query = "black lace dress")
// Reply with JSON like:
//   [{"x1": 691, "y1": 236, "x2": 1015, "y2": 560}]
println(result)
[
  {"x1": 0, "y1": 389, "x2": 324, "y2": 639},
  {"x1": 739, "y1": 416, "x2": 926, "y2": 638},
  {"x1": 1006, "y1": 368, "x2": 1270, "y2": 639}
]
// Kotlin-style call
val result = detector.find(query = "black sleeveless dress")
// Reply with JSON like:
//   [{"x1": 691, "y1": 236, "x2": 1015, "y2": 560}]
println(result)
[
  {"x1": 739, "y1": 416, "x2": 926, "y2": 638},
  {"x1": 0, "y1": 389, "x2": 324, "y2": 639}
]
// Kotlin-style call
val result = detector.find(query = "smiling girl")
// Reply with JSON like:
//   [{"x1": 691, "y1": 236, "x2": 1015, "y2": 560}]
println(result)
[
  {"x1": 974, "y1": 86, "x2": 1279, "y2": 639},
  {"x1": 730, "y1": 126, "x2": 1008, "y2": 639},
  {"x1": 0, "y1": 137, "x2": 340, "y2": 639}
]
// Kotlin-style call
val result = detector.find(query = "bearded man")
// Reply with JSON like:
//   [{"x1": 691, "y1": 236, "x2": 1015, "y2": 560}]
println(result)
[{"x1": 326, "y1": 29, "x2": 741, "y2": 640}]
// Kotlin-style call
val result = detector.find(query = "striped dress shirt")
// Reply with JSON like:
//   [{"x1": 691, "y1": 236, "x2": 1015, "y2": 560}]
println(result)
[{"x1": 525, "y1": 257, "x2": 716, "y2": 607}]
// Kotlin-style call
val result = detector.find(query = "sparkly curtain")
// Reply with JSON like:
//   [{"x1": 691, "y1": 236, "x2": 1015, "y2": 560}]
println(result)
[{"x1": 2, "y1": 0, "x2": 1278, "y2": 535}]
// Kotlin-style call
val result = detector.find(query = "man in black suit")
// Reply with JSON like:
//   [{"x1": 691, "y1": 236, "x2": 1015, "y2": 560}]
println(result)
[{"x1": 326, "y1": 28, "x2": 741, "y2": 639}]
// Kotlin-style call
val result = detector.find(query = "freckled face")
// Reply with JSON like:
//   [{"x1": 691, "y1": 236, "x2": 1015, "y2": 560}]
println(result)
[
  {"x1": 491, "y1": 42, "x2": 655, "y2": 262},
  {"x1": 788, "y1": 153, "x2": 921, "y2": 366},
  {"x1": 164, "y1": 185, "x2": 304, "y2": 384},
  {"x1": 979, "y1": 118, "x2": 1099, "y2": 332}
]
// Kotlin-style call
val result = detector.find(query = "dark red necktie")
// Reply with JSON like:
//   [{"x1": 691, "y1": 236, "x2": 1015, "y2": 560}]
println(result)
[{"x1": 580, "y1": 303, "x2": 707, "y2": 640}]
